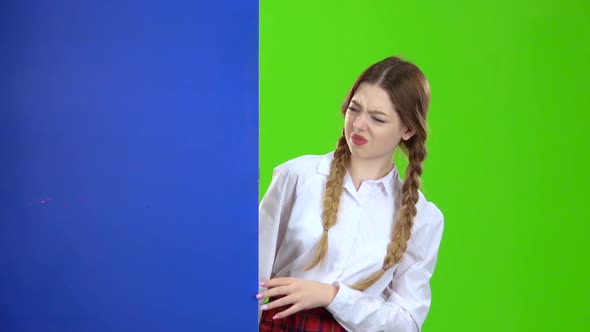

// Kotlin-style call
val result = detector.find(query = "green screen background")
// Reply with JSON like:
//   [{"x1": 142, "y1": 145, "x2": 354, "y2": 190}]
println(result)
[{"x1": 260, "y1": 1, "x2": 589, "y2": 330}]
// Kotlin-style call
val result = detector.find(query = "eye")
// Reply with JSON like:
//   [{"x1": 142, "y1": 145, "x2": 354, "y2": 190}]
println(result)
[
  {"x1": 348, "y1": 107, "x2": 359, "y2": 113},
  {"x1": 372, "y1": 117, "x2": 386, "y2": 124}
]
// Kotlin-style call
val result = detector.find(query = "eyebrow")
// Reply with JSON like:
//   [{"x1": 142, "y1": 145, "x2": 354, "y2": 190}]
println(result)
[{"x1": 351, "y1": 100, "x2": 389, "y2": 116}]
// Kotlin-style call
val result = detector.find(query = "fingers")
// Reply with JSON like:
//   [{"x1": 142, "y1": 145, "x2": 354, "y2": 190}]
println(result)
[
  {"x1": 256, "y1": 278, "x2": 311, "y2": 320},
  {"x1": 262, "y1": 294, "x2": 293, "y2": 311},
  {"x1": 257, "y1": 278, "x2": 295, "y2": 300},
  {"x1": 261, "y1": 277, "x2": 293, "y2": 288},
  {"x1": 275, "y1": 303, "x2": 303, "y2": 319},
  {"x1": 258, "y1": 284, "x2": 296, "y2": 301}
]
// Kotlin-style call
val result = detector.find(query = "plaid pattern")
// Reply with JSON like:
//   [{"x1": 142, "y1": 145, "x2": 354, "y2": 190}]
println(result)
[{"x1": 259, "y1": 299, "x2": 346, "y2": 332}]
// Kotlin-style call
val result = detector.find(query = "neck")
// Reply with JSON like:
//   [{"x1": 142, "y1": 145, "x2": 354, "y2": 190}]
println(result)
[{"x1": 348, "y1": 154, "x2": 394, "y2": 190}]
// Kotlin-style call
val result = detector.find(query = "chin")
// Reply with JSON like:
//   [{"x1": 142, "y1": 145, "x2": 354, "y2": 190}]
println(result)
[
  {"x1": 349, "y1": 146, "x2": 391, "y2": 162},
  {"x1": 348, "y1": 145, "x2": 373, "y2": 158}
]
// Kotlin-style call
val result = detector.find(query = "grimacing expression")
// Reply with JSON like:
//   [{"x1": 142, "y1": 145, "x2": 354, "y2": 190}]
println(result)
[{"x1": 344, "y1": 82, "x2": 415, "y2": 161}]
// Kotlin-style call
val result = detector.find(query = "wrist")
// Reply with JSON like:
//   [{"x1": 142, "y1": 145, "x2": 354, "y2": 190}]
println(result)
[{"x1": 324, "y1": 282, "x2": 339, "y2": 306}]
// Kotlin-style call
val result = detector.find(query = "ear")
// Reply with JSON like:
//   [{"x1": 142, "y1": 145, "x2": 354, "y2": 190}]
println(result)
[{"x1": 401, "y1": 126, "x2": 416, "y2": 141}]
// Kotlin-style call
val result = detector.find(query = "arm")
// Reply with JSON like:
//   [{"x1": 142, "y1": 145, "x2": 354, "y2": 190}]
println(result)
[
  {"x1": 258, "y1": 165, "x2": 297, "y2": 319},
  {"x1": 326, "y1": 203, "x2": 444, "y2": 332}
]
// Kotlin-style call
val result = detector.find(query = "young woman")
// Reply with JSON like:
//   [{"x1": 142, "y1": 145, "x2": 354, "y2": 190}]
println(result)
[{"x1": 258, "y1": 56, "x2": 444, "y2": 332}]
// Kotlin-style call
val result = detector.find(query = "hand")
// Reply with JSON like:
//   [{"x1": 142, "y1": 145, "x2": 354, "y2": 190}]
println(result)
[{"x1": 256, "y1": 277, "x2": 339, "y2": 319}]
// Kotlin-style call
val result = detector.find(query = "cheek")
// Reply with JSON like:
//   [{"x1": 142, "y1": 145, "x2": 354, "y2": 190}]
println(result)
[
  {"x1": 344, "y1": 115, "x2": 354, "y2": 132},
  {"x1": 375, "y1": 127, "x2": 402, "y2": 148}
]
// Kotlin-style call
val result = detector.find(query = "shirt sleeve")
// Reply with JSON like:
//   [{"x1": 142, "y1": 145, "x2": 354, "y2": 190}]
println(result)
[
  {"x1": 258, "y1": 164, "x2": 298, "y2": 282},
  {"x1": 258, "y1": 164, "x2": 298, "y2": 322},
  {"x1": 326, "y1": 202, "x2": 444, "y2": 332}
]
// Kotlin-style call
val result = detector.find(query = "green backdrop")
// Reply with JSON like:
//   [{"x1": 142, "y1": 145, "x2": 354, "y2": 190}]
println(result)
[{"x1": 260, "y1": 1, "x2": 589, "y2": 330}]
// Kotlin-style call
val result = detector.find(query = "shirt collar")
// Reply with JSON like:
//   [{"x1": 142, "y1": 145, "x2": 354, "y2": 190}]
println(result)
[{"x1": 316, "y1": 151, "x2": 398, "y2": 196}]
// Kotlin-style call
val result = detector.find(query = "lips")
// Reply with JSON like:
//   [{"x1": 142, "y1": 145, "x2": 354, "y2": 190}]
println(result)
[{"x1": 351, "y1": 134, "x2": 367, "y2": 146}]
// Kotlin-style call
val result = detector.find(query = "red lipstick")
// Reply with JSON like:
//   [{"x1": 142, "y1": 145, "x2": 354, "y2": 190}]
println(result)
[{"x1": 351, "y1": 134, "x2": 367, "y2": 146}]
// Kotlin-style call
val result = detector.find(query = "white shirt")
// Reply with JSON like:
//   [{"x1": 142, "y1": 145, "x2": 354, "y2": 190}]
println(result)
[{"x1": 259, "y1": 151, "x2": 444, "y2": 332}]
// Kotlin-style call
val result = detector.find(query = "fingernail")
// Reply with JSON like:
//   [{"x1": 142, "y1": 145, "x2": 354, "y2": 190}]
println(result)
[
  {"x1": 256, "y1": 293, "x2": 263, "y2": 299},
  {"x1": 260, "y1": 281, "x2": 266, "y2": 286},
  {"x1": 272, "y1": 314, "x2": 280, "y2": 320},
  {"x1": 260, "y1": 304, "x2": 268, "y2": 310}
]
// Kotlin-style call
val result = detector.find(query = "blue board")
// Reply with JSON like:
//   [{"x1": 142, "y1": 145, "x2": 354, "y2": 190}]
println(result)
[{"x1": 0, "y1": 1, "x2": 258, "y2": 331}]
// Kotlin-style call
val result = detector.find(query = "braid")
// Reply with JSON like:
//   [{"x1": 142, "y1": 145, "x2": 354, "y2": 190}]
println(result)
[
  {"x1": 351, "y1": 136, "x2": 426, "y2": 291},
  {"x1": 304, "y1": 134, "x2": 350, "y2": 271}
]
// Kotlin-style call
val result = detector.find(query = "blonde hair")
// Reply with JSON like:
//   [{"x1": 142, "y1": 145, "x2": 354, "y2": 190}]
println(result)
[{"x1": 304, "y1": 56, "x2": 430, "y2": 291}]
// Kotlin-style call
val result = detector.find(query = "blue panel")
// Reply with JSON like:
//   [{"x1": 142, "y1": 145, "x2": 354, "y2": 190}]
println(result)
[{"x1": 0, "y1": 1, "x2": 258, "y2": 331}]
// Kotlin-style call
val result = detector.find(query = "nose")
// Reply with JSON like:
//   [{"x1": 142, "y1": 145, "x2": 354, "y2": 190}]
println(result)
[{"x1": 353, "y1": 113, "x2": 369, "y2": 131}]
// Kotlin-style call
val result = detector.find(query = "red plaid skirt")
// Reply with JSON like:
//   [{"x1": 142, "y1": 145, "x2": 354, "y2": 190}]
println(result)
[{"x1": 259, "y1": 299, "x2": 346, "y2": 332}]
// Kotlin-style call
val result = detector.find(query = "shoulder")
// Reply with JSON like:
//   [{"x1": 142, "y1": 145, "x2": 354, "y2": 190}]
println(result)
[
  {"x1": 412, "y1": 190, "x2": 445, "y2": 244},
  {"x1": 394, "y1": 175, "x2": 444, "y2": 232},
  {"x1": 273, "y1": 151, "x2": 334, "y2": 181},
  {"x1": 416, "y1": 191, "x2": 444, "y2": 224},
  {"x1": 263, "y1": 152, "x2": 333, "y2": 200}
]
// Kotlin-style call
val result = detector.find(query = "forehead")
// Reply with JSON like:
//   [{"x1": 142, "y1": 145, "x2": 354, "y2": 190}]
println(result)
[{"x1": 351, "y1": 82, "x2": 395, "y2": 114}]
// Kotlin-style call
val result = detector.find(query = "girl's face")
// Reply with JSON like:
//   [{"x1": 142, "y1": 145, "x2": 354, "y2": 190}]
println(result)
[{"x1": 344, "y1": 82, "x2": 415, "y2": 162}]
